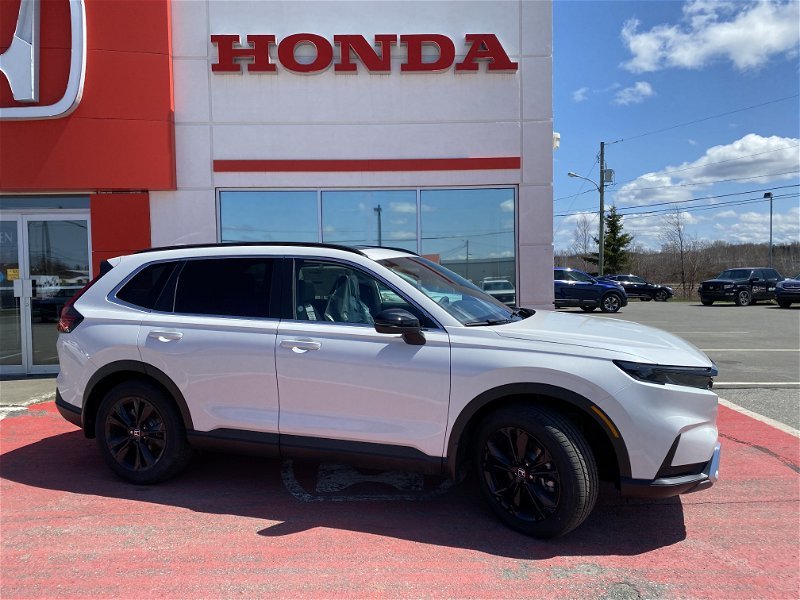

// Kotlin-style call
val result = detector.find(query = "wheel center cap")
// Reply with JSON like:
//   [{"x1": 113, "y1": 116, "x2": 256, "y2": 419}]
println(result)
[
  {"x1": 130, "y1": 428, "x2": 142, "y2": 439},
  {"x1": 514, "y1": 467, "x2": 527, "y2": 480}
]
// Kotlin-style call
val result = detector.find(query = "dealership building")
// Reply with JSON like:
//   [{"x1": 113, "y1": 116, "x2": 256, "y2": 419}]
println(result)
[{"x1": 0, "y1": 0, "x2": 553, "y2": 374}]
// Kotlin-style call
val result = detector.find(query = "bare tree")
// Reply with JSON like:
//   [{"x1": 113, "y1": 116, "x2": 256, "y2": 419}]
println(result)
[
  {"x1": 570, "y1": 213, "x2": 595, "y2": 272},
  {"x1": 660, "y1": 209, "x2": 708, "y2": 298}
]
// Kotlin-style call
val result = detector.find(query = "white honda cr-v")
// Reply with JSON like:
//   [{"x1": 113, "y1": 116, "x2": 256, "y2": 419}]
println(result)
[{"x1": 55, "y1": 243, "x2": 720, "y2": 538}]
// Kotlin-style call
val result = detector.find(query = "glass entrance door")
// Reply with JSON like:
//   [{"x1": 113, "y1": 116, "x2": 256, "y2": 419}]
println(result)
[
  {"x1": 0, "y1": 213, "x2": 91, "y2": 374},
  {"x1": 0, "y1": 219, "x2": 24, "y2": 372}
]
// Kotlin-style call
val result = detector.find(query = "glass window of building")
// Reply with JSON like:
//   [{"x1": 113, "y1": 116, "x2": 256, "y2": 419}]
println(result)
[
  {"x1": 220, "y1": 191, "x2": 318, "y2": 242},
  {"x1": 321, "y1": 190, "x2": 417, "y2": 252},
  {"x1": 420, "y1": 188, "x2": 515, "y2": 287}
]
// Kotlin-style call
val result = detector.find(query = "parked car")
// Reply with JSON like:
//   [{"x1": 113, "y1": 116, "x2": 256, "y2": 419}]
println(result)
[
  {"x1": 698, "y1": 267, "x2": 783, "y2": 306},
  {"x1": 56, "y1": 243, "x2": 720, "y2": 539},
  {"x1": 553, "y1": 267, "x2": 628, "y2": 313},
  {"x1": 480, "y1": 277, "x2": 516, "y2": 306},
  {"x1": 775, "y1": 274, "x2": 800, "y2": 308},
  {"x1": 599, "y1": 274, "x2": 673, "y2": 302}
]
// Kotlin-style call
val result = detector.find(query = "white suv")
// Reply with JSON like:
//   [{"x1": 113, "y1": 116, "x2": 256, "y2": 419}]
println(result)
[{"x1": 56, "y1": 243, "x2": 721, "y2": 538}]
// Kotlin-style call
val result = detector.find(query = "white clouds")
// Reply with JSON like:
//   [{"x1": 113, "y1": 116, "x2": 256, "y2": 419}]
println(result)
[
  {"x1": 616, "y1": 133, "x2": 800, "y2": 206},
  {"x1": 711, "y1": 206, "x2": 800, "y2": 244},
  {"x1": 572, "y1": 87, "x2": 589, "y2": 102},
  {"x1": 500, "y1": 199, "x2": 515, "y2": 213},
  {"x1": 613, "y1": 81, "x2": 655, "y2": 105},
  {"x1": 621, "y1": 0, "x2": 800, "y2": 73}
]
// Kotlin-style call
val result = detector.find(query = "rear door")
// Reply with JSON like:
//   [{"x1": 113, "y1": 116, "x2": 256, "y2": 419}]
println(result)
[{"x1": 137, "y1": 256, "x2": 281, "y2": 438}]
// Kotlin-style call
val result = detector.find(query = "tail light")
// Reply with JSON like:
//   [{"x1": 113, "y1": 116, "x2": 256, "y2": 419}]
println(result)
[
  {"x1": 57, "y1": 260, "x2": 114, "y2": 333},
  {"x1": 57, "y1": 303, "x2": 84, "y2": 333}
]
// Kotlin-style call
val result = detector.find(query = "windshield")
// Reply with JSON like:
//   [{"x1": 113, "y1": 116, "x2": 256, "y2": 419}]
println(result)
[
  {"x1": 718, "y1": 269, "x2": 752, "y2": 279},
  {"x1": 378, "y1": 256, "x2": 521, "y2": 326},
  {"x1": 569, "y1": 270, "x2": 595, "y2": 283}
]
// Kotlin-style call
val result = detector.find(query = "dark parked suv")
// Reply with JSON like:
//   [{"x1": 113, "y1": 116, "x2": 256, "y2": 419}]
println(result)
[
  {"x1": 599, "y1": 274, "x2": 673, "y2": 302},
  {"x1": 554, "y1": 267, "x2": 628, "y2": 313},
  {"x1": 698, "y1": 268, "x2": 783, "y2": 306}
]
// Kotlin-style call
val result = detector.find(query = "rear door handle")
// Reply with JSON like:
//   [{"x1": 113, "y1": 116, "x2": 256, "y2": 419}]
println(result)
[
  {"x1": 280, "y1": 339, "x2": 321, "y2": 353},
  {"x1": 148, "y1": 330, "x2": 183, "y2": 342}
]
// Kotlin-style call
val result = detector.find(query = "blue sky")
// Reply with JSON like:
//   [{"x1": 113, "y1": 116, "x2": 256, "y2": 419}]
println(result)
[{"x1": 553, "y1": 0, "x2": 800, "y2": 253}]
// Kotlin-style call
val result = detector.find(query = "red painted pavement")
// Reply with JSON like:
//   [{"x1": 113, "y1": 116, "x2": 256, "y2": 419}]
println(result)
[{"x1": 1, "y1": 403, "x2": 798, "y2": 598}]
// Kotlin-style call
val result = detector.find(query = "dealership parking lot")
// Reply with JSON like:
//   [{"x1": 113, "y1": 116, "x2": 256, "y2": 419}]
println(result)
[{"x1": 1, "y1": 301, "x2": 798, "y2": 598}]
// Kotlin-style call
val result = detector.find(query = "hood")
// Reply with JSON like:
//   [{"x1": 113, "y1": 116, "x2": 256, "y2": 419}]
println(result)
[
  {"x1": 702, "y1": 278, "x2": 743, "y2": 285},
  {"x1": 492, "y1": 310, "x2": 712, "y2": 367}
]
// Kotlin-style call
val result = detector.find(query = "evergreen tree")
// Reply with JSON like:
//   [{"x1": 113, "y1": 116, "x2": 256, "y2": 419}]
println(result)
[{"x1": 584, "y1": 206, "x2": 633, "y2": 273}]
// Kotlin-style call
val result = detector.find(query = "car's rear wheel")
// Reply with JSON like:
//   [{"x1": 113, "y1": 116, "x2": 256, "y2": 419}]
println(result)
[
  {"x1": 95, "y1": 381, "x2": 192, "y2": 484},
  {"x1": 600, "y1": 293, "x2": 622, "y2": 313},
  {"x1": 734, "y1": 289, "x2": 752, "y2": 306},
  {"x1": 474, "y1": 406, "x2": 598, "y2": 538},
  {"x1": 654, "y1": 290, "x2": 669, "y2": 302},
  {"x1": 580, "y1": 306, "x2": 596, "y2": 312}
]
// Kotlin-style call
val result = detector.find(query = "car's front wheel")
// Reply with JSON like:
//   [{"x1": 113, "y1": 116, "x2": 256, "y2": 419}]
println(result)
[
  {"x1": 600, "y1": 293, "x2": 623, "y2": 313},
  {"x1": 95, "y1": 381, "x2": 192, "y2": 484},
  {"x1": 734, "y1": 289, "x2": 752, "y2": 306},
  {"x1": 701, "y1": 298, "x2": 714, "y2": 306},
  {"x1": 474, "y1": 406, "x2": 598, "y2": 538},
  {"x1": 777, "y1": 298, "x2": 792, "y2": 308},
  {"x1": 654, "y1": 290, "x2": 669, "y2": 302}
]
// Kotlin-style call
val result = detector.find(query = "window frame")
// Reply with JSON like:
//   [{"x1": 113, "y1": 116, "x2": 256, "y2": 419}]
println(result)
[{"x1": 281, "y1": 256, "x2": 443, "y2": 331}]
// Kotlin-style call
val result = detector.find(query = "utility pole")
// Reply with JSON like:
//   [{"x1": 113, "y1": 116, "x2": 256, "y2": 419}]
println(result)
[
  {"x1": 374, "y1": 204, "x2": 383, "y2": 247},
  {"x1": 598, "y1": 141, "x2": 606, "y2": 277},
  {"x1": 764, "y1": 192, "x2": 773, "y2": 267}
]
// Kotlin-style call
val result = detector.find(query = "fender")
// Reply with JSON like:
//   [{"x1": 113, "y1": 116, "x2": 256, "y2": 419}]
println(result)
[
  {"x1": 82, "y1": 360, "x2": 194, "y2": 433},
  {"x1": 445, "y1": 382, "x2": 632, "y2": 479}
]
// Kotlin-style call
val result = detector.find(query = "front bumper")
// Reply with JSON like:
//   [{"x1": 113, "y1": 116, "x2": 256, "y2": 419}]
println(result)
[
  {"x1": 776, "y1": 290, "x2": 800, "y2": 302},
  {"x1": 699, "y1": 290, "x2": 735, "y2": 300},
  {"x1": 619, "y1": 442, "x2": 721, "y2": 499}
]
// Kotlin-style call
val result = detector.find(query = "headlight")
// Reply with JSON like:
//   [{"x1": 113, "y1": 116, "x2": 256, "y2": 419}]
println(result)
[
  {"x1": 723, "y1": 284, "x2": 734, "y2": 289},
  {"x1": 614, "y1": 360, "x2": 717, "y2": 390},
  {"x1": 665, "y1": 287, "x2": 673, "y2": 293},
  {"x1": 776, "y1": 282, "x2": 785, "y2": 289}
]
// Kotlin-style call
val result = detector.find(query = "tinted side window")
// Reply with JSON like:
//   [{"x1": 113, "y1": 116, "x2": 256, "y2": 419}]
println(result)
[
  {"x1": 554, "y1": 270, "x2": 566, "y2": 281},
  {"x1": 116, "y1": 262, "x2": 178, "y2": 309},
  {"x1": 174, "y1": 258, "x2": 276, "y2": 318}
]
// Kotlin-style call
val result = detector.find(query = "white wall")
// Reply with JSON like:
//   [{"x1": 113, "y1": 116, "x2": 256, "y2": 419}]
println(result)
[{"x1": 153, "y1": 0, "x2": 553, "y2": 308}]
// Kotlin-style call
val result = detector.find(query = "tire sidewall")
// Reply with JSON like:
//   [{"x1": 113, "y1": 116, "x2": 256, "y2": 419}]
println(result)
[
  {"x1": 473, "y1": 407, "x2": 596, "y2": 538},
  {"x1": 735, "y1": 289, "x2": 751, "y2": 306},
  {"x1": 95, "y1": 381, "x2": 189, "y2": 484}
]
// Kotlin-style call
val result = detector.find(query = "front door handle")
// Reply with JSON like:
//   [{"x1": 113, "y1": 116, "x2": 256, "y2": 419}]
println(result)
[
  {"x1": 280, "y1": 339, "x2": 321, "y2": 353},
  {"x1": 148, "y1": 330, "x2": 183, "y2": 342}
]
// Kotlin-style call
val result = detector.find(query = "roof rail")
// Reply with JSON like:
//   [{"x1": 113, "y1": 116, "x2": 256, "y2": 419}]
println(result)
[
  {"x1": 134, "y1": 241, "x2": 367, "y2": 256},
  {"x1": 354, "y1": 245, "x2": 419, "y2": 256}
]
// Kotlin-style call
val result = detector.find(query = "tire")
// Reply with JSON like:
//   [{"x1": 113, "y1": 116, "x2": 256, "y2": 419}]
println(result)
[
  {"x1": 777, "y1": 299, "x2": 792, "y2": 308},
  {"x1": 654, "y1": 290, "x2": 669, "y2": 302},
  {"x1": 734, "y1": 289, "x2": 751, "y2": 306},
  {"x1": 640, "y1": 297, "x2": 652, "y2": 302},
  {"x1": 701, "y1": 299, "x2": 714, "y2": 306},
  {"x1": 474, "y1": 405, "x2": 598, "y2": 538},
  {"x1": 95, "y1": 381, "x2": 192, "y2": 484},
  {"x1": 600, "y1": 293, "x2": 622, "y2": 313},
  {"x1": 580, "y1": 306, "x2": 596, "y2": 312}
]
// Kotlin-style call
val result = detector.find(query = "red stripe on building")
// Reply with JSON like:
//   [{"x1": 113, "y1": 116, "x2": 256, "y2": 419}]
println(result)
[{"x1": 213, "y1": 157, "x2": 521, "y2": 172}]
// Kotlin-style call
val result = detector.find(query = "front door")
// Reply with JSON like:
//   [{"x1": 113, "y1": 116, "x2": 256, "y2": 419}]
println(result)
[
  {"x1": 0, "y1": 214, "x2": 91, "y2": 374},
  {"x1": 276, "y1": 259, "x2": 451, "y2": 463}
]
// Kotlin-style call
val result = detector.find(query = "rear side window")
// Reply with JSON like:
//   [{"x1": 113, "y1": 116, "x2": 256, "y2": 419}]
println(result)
[
  {"x1": 116, "y1": 262, "x2": 178, "y2": 309},
  {"x1": 174, "y1": 258, "x2": 276, "y2": 318}
]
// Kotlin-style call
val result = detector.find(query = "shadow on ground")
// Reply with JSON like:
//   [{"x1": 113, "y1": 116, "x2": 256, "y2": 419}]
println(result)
[{"x1": 0, "y1": 429, "x2": 687, "y2": 558}]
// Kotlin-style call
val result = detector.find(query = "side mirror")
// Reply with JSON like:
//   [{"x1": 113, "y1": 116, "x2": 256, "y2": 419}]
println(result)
[{"x1": 374, "y1": 308, "x2": 426, "y2": 345}]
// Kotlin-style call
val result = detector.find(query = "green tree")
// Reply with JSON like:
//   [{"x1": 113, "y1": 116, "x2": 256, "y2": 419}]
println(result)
[{"x1": 584, "y1": 206, "x2": 633, "y2": 274}]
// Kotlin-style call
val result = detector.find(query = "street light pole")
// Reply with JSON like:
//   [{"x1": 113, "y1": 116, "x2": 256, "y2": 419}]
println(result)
[
  {"x1": 567, "y1": 148, "x2": 606, "y2": 276},
  {"x1": 764, "y1": 192, "x2": 773, "y2": 267}
]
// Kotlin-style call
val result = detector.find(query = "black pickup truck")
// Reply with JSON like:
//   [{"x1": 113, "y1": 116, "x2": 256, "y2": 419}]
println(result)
[{"x1": 698, "y1": 267, "x2": 783, "y2": 306}]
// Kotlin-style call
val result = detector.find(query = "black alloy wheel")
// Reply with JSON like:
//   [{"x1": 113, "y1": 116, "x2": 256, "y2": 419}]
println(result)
[
  {"x1": 655, "y1": 290, "x2": 669, "y2": 302},
  {"x1": 96, "y1": 381, "x2": 192, "y2": 484},
  {"x1": 600, "y1": 293, "x2": 622, "y2": 313},
  {"x1": 475, "y1": 406, "x2": 598, "y2": 538}
]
